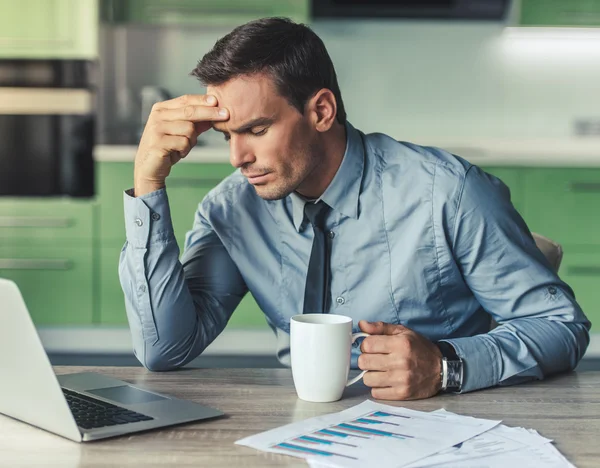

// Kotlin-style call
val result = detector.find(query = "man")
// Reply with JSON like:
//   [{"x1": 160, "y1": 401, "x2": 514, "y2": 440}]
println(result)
[{"x1": 119, "y1": 17, "x2": 590, "y2": 400}]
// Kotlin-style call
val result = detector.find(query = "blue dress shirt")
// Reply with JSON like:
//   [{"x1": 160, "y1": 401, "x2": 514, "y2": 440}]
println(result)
[{"x1": 119, "y1": 122, "x2": 590, "y2": 393}]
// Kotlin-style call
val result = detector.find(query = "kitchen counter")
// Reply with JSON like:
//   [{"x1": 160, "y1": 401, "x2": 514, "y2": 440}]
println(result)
[{"x1": 95, "y1": 138, "x2": 600, "y2": 166}]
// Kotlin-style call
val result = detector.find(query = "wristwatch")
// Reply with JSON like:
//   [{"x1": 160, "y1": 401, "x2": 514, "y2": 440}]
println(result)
[{"x1": 436, "y1": 341, "x2": 463, "y2": 393}]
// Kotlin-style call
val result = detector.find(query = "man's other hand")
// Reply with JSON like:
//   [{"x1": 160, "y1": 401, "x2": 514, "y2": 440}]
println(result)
[{"x1": 358, "y1": 320, "x2": 443, "y2": 400}]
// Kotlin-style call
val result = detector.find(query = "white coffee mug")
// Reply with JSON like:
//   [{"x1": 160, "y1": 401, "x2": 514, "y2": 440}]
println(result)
[{"x1": 290, "y1": 314, "x2": 369, "y2": 403}]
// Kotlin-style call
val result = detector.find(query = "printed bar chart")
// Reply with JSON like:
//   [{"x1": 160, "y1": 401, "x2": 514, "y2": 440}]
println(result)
[
  {"x1": 236, "y1": 400, "x2": 502, "y2": 468},
  {"x1": 271, "y1": 410, "x2": 416, "y2": 460},
  {"x1": 274, "y1": 442, "x2": 358, "y2": 460}
]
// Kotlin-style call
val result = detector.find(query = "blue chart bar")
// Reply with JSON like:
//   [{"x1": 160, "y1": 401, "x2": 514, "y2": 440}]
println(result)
[
  {"x1": 371, "y1": 411, "x2": 411, "y2": 419},
  {"x1": 335, "y1": 423, "x2": 413, "y2": 439},
  {"x1": 296, "y1": 435, "x2": 357, "y2": 448},
  {"x1": 354, "y1": 417, "x2": 401, "y2": 427},
  {"x1": 316, "y1": 428, "x2": 370, "y2": 440},
  {"x1": 274, "y1": 442, "x2": 358, "y2": 460}
]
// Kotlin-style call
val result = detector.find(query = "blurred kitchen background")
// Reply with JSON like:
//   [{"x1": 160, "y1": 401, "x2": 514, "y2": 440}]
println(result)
[{"x1": 1, "y1": 0, "x2": 600, "y2": 369}]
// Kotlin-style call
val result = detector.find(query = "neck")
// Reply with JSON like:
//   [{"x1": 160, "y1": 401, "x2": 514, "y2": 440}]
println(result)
[{"x1": 296, "y1": 122, "x2": 347, "y2": 199}]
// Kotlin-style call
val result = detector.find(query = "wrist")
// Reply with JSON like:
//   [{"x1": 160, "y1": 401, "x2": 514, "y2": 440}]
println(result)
[{"x1": 134, "y1": 179, "x2": 165, "y2": 197}]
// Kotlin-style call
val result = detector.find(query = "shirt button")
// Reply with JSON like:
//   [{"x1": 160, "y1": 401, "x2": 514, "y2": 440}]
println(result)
[
  {"x1": 134, "y1": 218, "x2": 143, "y2": 227},
  {"x1": 548, "y1": 286, "x2": 557, "y2": 295},
  {"x1": 328, "y1": 231, "x2": 335, "y2": 239},
  {"x1": 336, "y1": 296, "x2": 345, "y2": 305},
  {"x1": 139, "y1": 285, "x2": 146, "y2": 293},
  {"x1": 151, "y1": 212, "x2": 161, "y2": 221}
]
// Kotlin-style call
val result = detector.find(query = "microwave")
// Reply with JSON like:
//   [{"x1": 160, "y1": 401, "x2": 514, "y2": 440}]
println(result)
[{"x1": 312, "y1": 0, "x2": 510, "y2": 20}]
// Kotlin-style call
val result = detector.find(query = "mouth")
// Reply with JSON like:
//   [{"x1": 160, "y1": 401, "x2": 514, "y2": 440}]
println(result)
[{"x1": 245, "y1": 172, "x2": 272, "y2": 185}]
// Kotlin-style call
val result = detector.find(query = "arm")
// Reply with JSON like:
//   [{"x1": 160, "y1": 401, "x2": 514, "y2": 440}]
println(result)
[
  {"x1": 442, "y1": 166, "x2": 591, "y2": 392},
  {"x1": 357, "y1": 164, "x2": 591, "y2": 400},
  {"x1": 118, "y1": 92, "x2": 239, "y2": 371},
  {"x1": 119, "y1": 187, "x2": 247, "y2": 371}
]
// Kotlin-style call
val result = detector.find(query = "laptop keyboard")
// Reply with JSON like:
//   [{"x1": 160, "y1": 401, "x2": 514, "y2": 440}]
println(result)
[{"x1": 62, "y1": 388, "x2": 154, "y2": 430}]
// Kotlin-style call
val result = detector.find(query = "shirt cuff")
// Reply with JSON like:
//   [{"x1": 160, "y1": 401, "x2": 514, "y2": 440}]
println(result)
[
  {"x1": 439, "y1": 334, "x2": 501, "y2": 393},
  {"x1": 123, "y1": 188, "x2": 175, "y2": 248}
]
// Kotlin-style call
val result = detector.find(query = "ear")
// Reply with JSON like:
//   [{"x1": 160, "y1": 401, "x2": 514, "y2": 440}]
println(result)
[{"x1": 307, "y1": 88, "x2": 337, "y2": 133}]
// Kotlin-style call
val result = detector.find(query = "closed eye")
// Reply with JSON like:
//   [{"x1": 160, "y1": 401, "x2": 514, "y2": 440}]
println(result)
[
  {"x1": 221, "y1": 126, "x2": 269, "y2": 142},
  {"x1": 251, "y1": 127, "x2": 268, "y2": 136}
]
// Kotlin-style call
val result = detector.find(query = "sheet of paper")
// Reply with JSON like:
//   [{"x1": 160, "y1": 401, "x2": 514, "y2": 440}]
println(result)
[
  {"x1": 309, "y1": 409, "x2": 572, "y2": 468},
  {"x1": 235, "y1": 400, "x2": 500, "y2": 468}
]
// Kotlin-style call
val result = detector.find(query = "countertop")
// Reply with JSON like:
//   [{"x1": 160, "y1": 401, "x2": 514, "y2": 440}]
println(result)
[
  {"x1": 95, "y1": 137, "x2": 600, "y2": 166},
  {"x1": 1, "y1": 367, "x2": 598, "y2": 467}
]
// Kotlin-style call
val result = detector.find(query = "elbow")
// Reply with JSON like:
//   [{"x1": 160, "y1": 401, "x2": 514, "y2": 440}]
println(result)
[{"x1": 133, "y1": 346, "x2": 181, "y2": 372}]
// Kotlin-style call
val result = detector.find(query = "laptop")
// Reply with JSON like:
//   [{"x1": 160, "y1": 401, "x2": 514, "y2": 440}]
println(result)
[{"x1": 0, "y1": 278, "x2": 224, "y2": 442}]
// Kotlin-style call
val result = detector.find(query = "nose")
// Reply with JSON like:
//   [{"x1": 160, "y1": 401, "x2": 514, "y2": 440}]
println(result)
[{"x1": 229, "y1": 136, "x2": 255, "y2": 169}]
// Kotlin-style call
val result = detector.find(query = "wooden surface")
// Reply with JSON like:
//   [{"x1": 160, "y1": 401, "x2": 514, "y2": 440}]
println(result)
[{"x1": 1, "y1": 367, "x2": 599, "y2": 467}]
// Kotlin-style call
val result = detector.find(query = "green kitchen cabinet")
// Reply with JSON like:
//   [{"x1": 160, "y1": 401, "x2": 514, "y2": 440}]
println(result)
[
  {"x1": 96, "y1": 162, "x2": 234, "y2": 246},
  {"x1": 0, "y1": 244, "x2": 94, "y2": 324},
  {"x1": 101, "y1": 0, "x2": 309, "y2": 25},
  {"x1": 522, "y1": 168, "x2": 600, "y2": 247},
  {"x1": 0, "y1": 198, "x2": 95, "y2": 246},
  {"x1": 559, "y1": 249, "x2": 600, "y2": 330},
  {"x1": 518, "y1": 0, "x2": 600, "y2": 27},
  {"x1": 0, "y1": 0, "x2": 98, "y2": 59},
  {"x1": 228, "y1": 294, "x2": 268, "y2": 328},
  {"x1": 481, "y1": 167, "x2": 525, "y2": 214}
]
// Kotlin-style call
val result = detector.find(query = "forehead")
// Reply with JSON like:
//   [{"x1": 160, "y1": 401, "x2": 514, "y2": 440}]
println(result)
[{"x1": 208, "y1": 74, "x2": 285, "y2": 128}]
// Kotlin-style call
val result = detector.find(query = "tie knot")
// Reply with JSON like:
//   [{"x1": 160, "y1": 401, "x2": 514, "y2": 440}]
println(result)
[{"x1": 304, "y1": 201, "x2": 330, "y2": 229}]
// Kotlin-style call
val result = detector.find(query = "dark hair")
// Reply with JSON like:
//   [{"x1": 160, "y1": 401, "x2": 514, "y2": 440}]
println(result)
[{"x1": 190, "y1": 17, "x2": 346, "y2": 124}]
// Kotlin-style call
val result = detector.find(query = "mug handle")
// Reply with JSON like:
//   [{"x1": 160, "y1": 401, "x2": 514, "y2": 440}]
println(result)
[{"x1": 346, "y1": 332, "x2": 370, "y2": 387}]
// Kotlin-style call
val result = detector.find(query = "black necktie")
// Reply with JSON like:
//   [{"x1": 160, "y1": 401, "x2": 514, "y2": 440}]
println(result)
[{"x1": 302, "y1": 201, "x2": 331, "y2": 314}]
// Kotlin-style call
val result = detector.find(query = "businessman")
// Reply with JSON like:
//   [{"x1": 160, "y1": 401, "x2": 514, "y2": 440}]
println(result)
[{"x1": 120, "y1": 17, "x2": 590, "y2": 400}]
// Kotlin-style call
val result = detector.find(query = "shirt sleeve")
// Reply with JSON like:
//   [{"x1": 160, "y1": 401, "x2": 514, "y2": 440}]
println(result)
[
  {"x1": 441, "y1": 166, "x2": 591, "y2": 393},
  {"x1": 118, "y1": 187, "x2": 247, "y2": 371}
]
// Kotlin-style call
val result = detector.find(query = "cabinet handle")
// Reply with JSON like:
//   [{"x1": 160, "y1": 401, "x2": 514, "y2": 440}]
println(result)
[
  {"x1": 0, "y1": 217, "x2": 73, "y2": 228},
  {"x1": 0, "y1": 259, "x2": 72, "y2": 270},
  {"x1": 568, "y1": 182, "x2": 600, "y2": 193},
  {"x1": 567, "y1": 266, "x2": 600, "y2": 276},
  {"x1": 168, "y1": 178, "x2": 224, "y2": 188}
]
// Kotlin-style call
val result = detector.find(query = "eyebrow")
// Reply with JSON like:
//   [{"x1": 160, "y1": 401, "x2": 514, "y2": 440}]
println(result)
[{"x1": 213, "y1": 117, "x2": 274, "y2": 135}]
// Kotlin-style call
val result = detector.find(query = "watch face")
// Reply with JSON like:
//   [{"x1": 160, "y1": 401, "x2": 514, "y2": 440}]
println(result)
[{"x1": 445, "y1": 359, "x2": 463, "y2": 391}]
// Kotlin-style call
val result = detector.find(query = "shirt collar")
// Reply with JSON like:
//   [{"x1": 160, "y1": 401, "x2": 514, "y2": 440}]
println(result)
[{"x1": 290, "y1": 122, "x2": 364, "y2": 232}]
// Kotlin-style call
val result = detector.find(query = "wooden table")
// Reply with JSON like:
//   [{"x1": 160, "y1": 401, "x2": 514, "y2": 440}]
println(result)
[{"x1": 1, "y1": 367, "x2": 599, "y2": 467}]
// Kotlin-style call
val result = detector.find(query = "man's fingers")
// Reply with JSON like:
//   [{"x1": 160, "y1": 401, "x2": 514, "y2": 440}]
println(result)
[
  {"x1": 159, "y1": 104, "x2": 229, "y2": 123},
  {"x1": 371, "y1": 386, "x2": 410, "y2": 401},
  {"x1": 359, "y1": 320, "x2": 408, "y2": 336},
  {"x1": 160, "y1": 135, "x2": 192, "y2": 158},
  {"x1": 358, "y1": 353, "x2": 390, "y2": 371},
  {"x1": 362, "y1": 370, "x2": 390, "y2": 388},
  {"x1": 156, "y1": 121, "x2": 198, "y2": 139},
  {"x1": 360, "y1": 335, "x2": 392, "y2": 354},
  {"x1": 154, "y1": 94, "x2": 218, "y2": 110}
]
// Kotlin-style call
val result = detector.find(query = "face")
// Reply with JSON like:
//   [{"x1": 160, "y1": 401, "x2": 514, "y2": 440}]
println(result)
[{"x1": 209, "y1": 75, "x2": 323, "y2": 200}]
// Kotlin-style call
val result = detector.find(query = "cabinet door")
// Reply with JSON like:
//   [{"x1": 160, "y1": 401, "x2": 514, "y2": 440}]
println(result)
[
  {"x1": 523, "y1": 168, "x2": 600, "y2": 246},
  {"x1": 559, "y1": 249, "x2": 600, "y2": 331},
  {"x1": 519, "y1": 0, "x2": 600, "y2": 27},
  {"x1": 97, "y1": 162, "x2": 235, "y2": 245},
  {"x1": 0, "y1": 0, "x2": 98, "y2": 59},
  {"x1": 0, "y1": 245, "x2": 93, "y2": 324},
  {"x1": 481, "y1": 167, "x2": 524, "y2": 214},
  {"x1": 0, "y1": 198, "x2": 95, "y2": 246},
  {"x1": 102, "y1": 0, "x2": 309, "y2": 25}
]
